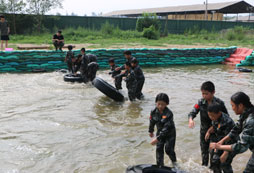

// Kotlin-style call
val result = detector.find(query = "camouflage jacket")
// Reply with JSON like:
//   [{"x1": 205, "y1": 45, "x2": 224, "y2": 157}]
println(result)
[
  {"x1": 149, "y1": 107, "x2": 176, "y2": 141},
  {"x1": 211, "y1": 112, "x2": 236, "y2": 144},
  {"x1": 230, "y1": 106, "x2": 254, "y2": 154},
  {"x1": 109, "y1": 64, "x2": 121, "y2": 78},
  {"x1": 132, "y1": 65, "x2": 145, "y2": 80},
  {"x1": 188, "y1": 96, "x2": 228, "y2": 130},
  {"x1": 125, "y1": 69, "x2": 136, "y2": 89}
]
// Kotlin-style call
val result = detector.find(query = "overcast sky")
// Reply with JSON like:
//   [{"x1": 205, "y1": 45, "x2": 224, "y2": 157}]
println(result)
[{"x1": 50, "y1": 0, "x2": 254, "y2": 16}]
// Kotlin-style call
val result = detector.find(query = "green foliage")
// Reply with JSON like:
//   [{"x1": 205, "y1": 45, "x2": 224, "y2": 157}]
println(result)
[
  {"x1": 226, "y1": 26, "x2": 247, "y2": 41},
  {"x1": 101, "y1": 22, "x2": 115, "y2": 35},
  {"x1": 136, "y1": 13, "x2": 160, "y2": 32},
  {"x1": 142, "y1": 25, "x2": 160, "y2": 40},
  {"x1": 8, "y1": 26, "x2": 254, "y2": 49}
]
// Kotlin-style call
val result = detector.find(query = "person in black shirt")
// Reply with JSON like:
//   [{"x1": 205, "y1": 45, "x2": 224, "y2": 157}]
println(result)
[
  {"x1": 0, "y1": 15, "x2": 10, "y2": 51},
  {"x1": 149, "y1": 93, "x2": 177, "y2": 167},
  {"x1": 131, "y1": 58, "x2": 145, "y2": 100},
  {"x1": 52, "y1": 30, "x2": 64, "y2": 51}
]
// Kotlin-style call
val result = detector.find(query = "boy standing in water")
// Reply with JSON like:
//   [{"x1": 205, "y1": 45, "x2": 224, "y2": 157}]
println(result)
[
  {"x1": 149, "y1": 93, "x2": 177, "y2": 167},
  {"x1": 205, "y1": 103, "x2": 236, "y2": 173},
  {"x1": 64, "y1": 45, "x2": 75, "y2": 74},
  {"x1": 108, "y1": 58, "x2": 121, "y2": 89},
  {"x1": 124, "y1": 62, "x2": 137, "y2": 101},
  {"x1": 131, "y1": 58, "x2": 145, "y2": 100},
  {"x1": 114, "y1": 51, "x2": 135, "y2": 90},
  {"x1": 188, "y1": 81, "x2": 228, "y2": 167}
]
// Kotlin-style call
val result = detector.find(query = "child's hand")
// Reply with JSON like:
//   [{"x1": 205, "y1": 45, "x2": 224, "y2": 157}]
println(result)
[
  {"x1": 188, "y1": 118, "x2": 195, "y2": 128},
  {"x1": 149, "y1": 133, "x2": 154, "y2": 138},
  {"x1": 220, "y1": 151, "x2": 229, "y2": 163},
  {"x1": 205, "y1": 131, "x2": 210, "y2": 141},
  {"x1": 150, "y1": 138, "x2": 158, "y2": 145}
]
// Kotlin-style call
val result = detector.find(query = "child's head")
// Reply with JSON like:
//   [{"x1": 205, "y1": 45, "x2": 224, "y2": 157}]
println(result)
[
  {"x1": 231, "y1": 92, "x2": 253, "y2": 115},
  {"x1": 81, "y1": 48, "x2": 86, "y2": 54},
  {"x1": 108, "y1": 58, "x2": 115, "y2": 66},
  {"x1": 131, "y1": 58, "x2": 138, "y2": 67},
  {"x1": 207, "y1": 103, "x2": 222, "y2": 121},
  {"x1": 201, "y1": 81, "x2": 215, "y2": 101},
  {"x1": 57, "y1": 30, "x2": 62, "y2": 36},
  {"x1": 125, "y1": 61, "x2": 131, "y2": 70},
  {"x1": 77, "y1": 54, "x2": 82, "y2": 61},
  {"x1": 68, "y1": 45, "x2": 73, "y2": 51},
  {"x1": 155, "y1": 93, "x2": 169, "y2": 112},
  {"x1": 0, "y1": 15, "x2": 5, "y2": 22},
  {"x1": 124, "y1": 50, "x2": 132, "y2": 59}
]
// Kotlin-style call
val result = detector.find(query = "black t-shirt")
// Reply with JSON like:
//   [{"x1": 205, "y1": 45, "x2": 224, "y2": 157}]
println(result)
[{"x1": 53, "y1": 34, "x2": 64, "y2": 40}]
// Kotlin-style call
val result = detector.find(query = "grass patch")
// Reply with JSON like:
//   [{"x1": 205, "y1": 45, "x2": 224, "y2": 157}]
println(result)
[{"x1": 9, "y1": 26, "x2": 254, "y2": 48}]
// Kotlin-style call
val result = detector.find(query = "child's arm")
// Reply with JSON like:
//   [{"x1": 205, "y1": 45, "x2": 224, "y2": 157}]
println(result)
[
  {"x1": 188, "y1": 102, "x2": 201, "y2": 128},
  {"x1": 220, "y1": 151, "x2": 229, "y2": 163},
  {"x1": 148, "y1": 113, "x2": 156, "y2": 138},
  {"x1": 205, "y1": 126, "x2": 214, "y2": 141}
]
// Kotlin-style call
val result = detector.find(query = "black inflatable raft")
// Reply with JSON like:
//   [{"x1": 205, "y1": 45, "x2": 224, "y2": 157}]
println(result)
[
  {"x1": 126, "y1": 164, "x2": 185, "y2": 173},
  {"x1": 63, "y1": 74, "x2": 83, "y2": 83},
  {"x1": 92, "y1": 77, "x2": 124, "y2": 102},
  {"x1": 238, "y1": 68, "x2": 253, "y2": 73}
]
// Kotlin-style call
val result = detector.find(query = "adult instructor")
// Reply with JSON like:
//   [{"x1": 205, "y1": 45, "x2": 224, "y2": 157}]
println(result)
[
  {"x1": 0, "y1": 15, "x2": 10, "y2": 51},
  {"x1": 210, "y1": 92, "x2": 254, "y2": 173},
  {"x1": 52, "y1": 30, "x2": 64, "y2": 51}
]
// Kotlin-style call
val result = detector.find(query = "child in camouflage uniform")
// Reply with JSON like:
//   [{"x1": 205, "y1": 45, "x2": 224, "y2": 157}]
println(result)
[
  {"x1": 188, "y1": 81, "x2": 228, "y2": 166},
  {"x1": 124, "y1": 62, "x2": 136, "y2": 101},
  {"x1": 206, "y1": 103, "x2": 236, "y2": 173},
  {"x1": 65, "y1": 45, "x2": 75, "y2": 74},
  {"x1": 149, "y1": 93, "x2": 177, "y2": 167}
]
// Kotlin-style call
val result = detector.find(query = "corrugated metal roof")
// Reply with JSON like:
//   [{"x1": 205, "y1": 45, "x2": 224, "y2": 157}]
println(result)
[{"x1": 103, "y1": 1, "x2": 249, "y2": 16}]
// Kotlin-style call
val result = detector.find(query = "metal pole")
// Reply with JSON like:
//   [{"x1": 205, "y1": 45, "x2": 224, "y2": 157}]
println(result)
[{"x1": 205, "y1": 0, "x2": 208, "y2": 20}]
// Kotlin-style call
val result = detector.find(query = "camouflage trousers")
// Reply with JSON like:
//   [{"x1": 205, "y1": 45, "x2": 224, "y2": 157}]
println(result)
[
  {"x1": 114, "y1": 75, "x2": 123, "y2": 90},
  {"x1": 210, "y1": 150, "x2": 235, "y2": 173},
  {"x1": 127, "y1": 84, "x2": 136, "y2": 101},
  {"x1": 200, "y1": 130, "x2": 210, "y2": 166},
  {"x1": 244, "y1": 152, "x2": 254, "y2": 173},
  {"x1": 156, "y1": 130, "x2": 177, "y2": 167}
]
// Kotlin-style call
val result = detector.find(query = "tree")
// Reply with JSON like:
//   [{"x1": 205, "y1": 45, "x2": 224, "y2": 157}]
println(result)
[
  {"x1": 0, "y1": 0, "x2": 8, "y2": 13},
  {"x1": 5, "y1": 0, "x2": 26, "y2": 34},
  {"x1": 136, "y1": 13, "x2": 160, "y2": 32},
  {"x1": 91, "y1": 12, "x2": 97, "y2": 16},
  {"x1": 26, "y1": 0, "x2": 63, "y2": 32}
]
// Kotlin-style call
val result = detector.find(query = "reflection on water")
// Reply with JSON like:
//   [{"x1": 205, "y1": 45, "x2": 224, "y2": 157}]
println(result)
[{"x1": 0, "y1": 65, "x2": 253, "y2": 173}]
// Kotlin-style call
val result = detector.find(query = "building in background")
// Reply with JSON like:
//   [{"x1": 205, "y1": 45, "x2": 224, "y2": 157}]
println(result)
[{"x1": 103, "y1": 1, "x2": 254, "y2": 22}]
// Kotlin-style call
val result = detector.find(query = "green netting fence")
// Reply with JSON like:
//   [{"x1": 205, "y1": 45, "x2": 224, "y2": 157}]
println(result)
[{"x1": 0, "y1": 47, "x2": 237, "y2": 73}]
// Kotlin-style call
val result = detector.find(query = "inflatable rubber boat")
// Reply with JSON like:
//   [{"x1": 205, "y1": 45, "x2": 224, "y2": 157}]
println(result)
[
  {"x1": 126, "y1": 164, "x2": 185, "y2": 173},
  {"x1": 63, "y1": 74, "x2": 84, "y2": 83},
  {"x1": 238, "y1": 68, "x2": 253, "y2": 73}
]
